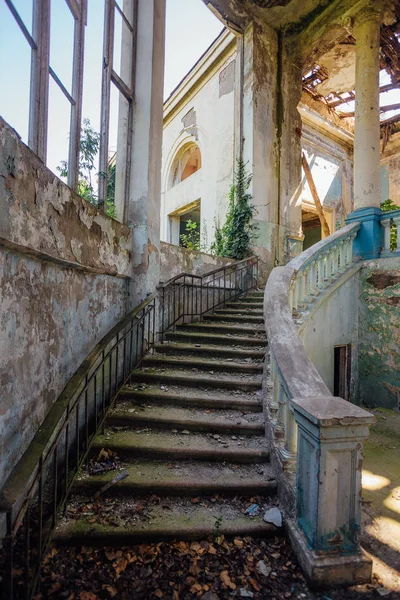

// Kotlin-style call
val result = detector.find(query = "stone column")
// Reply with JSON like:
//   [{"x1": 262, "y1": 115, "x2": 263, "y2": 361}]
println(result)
[
  {"x1": 279, "y1": 41, "x2": 304, "y2": 262},
  {"x1": 241, "y1": 22, "x2": 279, "y2": 281},
  {"x1": 353, "y1": 7, "x2": 381, "y2": 210},
  {"x1": 346, "y1": 5, "x2": 383, "y2": 258},
  {"x1": 127, "y1": 0, "x2": 166, "y2": 307}
]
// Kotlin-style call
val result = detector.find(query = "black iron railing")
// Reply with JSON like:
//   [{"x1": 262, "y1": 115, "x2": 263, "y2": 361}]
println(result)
[
  {"x1": 0, "y1": 255, "x2": 258, "y2": 599},
  {"x1": 160, "y1": 256, "x2": 258, "y2": 339}
]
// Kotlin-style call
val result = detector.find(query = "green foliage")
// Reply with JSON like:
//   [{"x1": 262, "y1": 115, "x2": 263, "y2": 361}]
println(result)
[
  {"x1": 180, "y1": 219, "x2": 200, "y2": 250},
  {"x1": 57, "y1": 118, "x2": 116, "y2": 219},
  {"x1": 381, "y1": 198, "x2": 399, "y2": 251},
  {"x1": 211, "y1": 157, "x2": 257, "y2": 259}
]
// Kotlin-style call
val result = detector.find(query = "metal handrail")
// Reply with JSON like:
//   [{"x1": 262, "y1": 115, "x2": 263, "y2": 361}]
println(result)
[{"x1": 0, "y1": 254, "x2": 259, "y2": 599}]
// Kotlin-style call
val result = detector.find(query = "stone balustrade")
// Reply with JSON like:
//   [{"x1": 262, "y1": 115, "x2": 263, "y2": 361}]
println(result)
[
  {"x1": 380, "y1": 208, "x2": 400, "y2": 255},
  {"x1": 264, "y1": 222, "x2": 375, "y2": 587}
]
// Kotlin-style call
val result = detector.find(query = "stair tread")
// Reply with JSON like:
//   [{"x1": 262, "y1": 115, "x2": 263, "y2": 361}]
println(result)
[
  {"x1": 180, "y1": 322, "x2": 265, "y2": 333},
  {"x1": 121, "y1": 386, "x2": 263, "y2": 412},
  {"x1": 72, "y1": 459, "x2": 275, "y2": 493},
  {"x1": 153, "y1": 342, "x2": 266, "y2": 358},
  {"x1": 92, "y1": 430, "x2": 268, "y2": 458},
  {"x1": 142, "y1": 355, "x2": 263, "y2": 371},
  {"x1": 54, "y1": 500, "x2": 279, "y2": 544},
  {"x1": 130, "y1": 370, "x2": 262, "y2": 391},
  {"x1": 166, "y1": 331, "x2": 266, "y2": 347},
  {"x1": 108, "y1": 404, "x2": 264, "y2": 433}
]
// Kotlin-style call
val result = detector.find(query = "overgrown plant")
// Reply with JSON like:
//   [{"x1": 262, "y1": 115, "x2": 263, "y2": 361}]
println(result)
[
  {"x1": 211, "y1": 157, "x2": 256, "y2": 259},
  {"x1": 381, "y1": 198, "x2": 399, "y2": 251},
  {"x1": 180, "y1": 219, "x2": 201, "y2": 250},
  {"x1": 57, "y1": 118, "x2": 116, "y2": 218}
]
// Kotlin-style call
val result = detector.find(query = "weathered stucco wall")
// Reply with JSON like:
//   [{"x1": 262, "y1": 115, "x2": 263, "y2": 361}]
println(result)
[
  {"x1": 160, "y1": 241, "x2": 234, "y2": 282},
  {"x1": 299, "y1": 271, "x2": 360, "y2": 400},
  {"x1": 0, "y1": 118, "x2": 130, "y2": 490},
  {"x1": 358, "y1": 258, "x2": 400, "y2": 409}
]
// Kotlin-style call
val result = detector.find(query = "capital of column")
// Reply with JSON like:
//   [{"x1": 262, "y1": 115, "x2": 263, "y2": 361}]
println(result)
[{"x1": 354, "y1": 3, "x2": 383, "y2": 28}]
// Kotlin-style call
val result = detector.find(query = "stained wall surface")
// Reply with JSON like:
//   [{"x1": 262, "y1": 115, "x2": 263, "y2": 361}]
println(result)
[
  {"x1": 0, "y1": 118, "x2": 130, "y2": 489},
  {"x1": 358, "y1": 258, "x2": 400, "y2": 409}
]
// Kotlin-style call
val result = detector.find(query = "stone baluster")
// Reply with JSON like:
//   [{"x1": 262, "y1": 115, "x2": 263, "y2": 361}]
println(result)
[
  {"x1": 308, "y1": 261, "x2": 319, "y2": 296},
  {"x1": 293, "y1": 278, "x2": 300, "y2": 311},
  {"x1": 269, "y1": 358, "x2": 279, "y2": 416},
  {"x1": 276, "y1": 383, "x2": 286, "y2": 440},
  {"x1": 393, "y1": 216, "x2": 400, "y2": 252},
  {"x1": 280, "y1": 394, "x2": 297, "y2": 471},
  {"x1": 317, "y1": 255, "x2": 325, "y2": 290},
  {"x1": 325, "y1": 251, "x2": 332, "y2": 284},
  {"x1": 346, "y1": 234, "x2": 355, "y2": 265},
  {"x1": 381, "y1": 218, "x2": 391, "y2": 253},
  {"x1": 339, "y1": 240, "x2": 346, "y2": 273},
  {"x1": 331, "y1": 245, "x2": 338, "y2": 277},
  {"x1": 289, "y1": 280, "x2": 295, "y2": 312},
  {"x1": 298, "y1": 270, "x2": 306, "y2": 307}
]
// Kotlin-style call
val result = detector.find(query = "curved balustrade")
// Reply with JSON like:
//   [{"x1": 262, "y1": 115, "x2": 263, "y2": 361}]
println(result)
[
  {"x1": 380, "y1": 208, "x2": 400, "y2": 255},
  {"x1": 264, "y1": 222, "x2": 375, "y2": 587}
]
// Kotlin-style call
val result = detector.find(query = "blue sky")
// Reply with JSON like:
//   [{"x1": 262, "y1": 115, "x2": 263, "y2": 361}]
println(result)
[{"x1": 0, "y1": 0, "x2": 222, "y2": 174}]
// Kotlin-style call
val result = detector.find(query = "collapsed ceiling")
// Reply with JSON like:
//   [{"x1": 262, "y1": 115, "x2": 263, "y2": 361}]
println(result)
[{"x1": 302, "y1": 5, "x2": 400, "y2": 150}]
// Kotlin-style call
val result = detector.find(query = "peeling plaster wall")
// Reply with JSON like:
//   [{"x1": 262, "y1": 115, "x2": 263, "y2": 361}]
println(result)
[
  {"x1": 358, "y1": 258, "x2": 400, "y2": 409},
  {"x1": 0, "y1": 118, "x2": 130, "y2": 489},
  {"x1": 380, "y1": 152, "x2": 400, "y2": 206},
  {"x1": 160, "y1": 242, "x2": 234, "y2": 281},
  {"x1": 299, "y1": 272, "x2": 360, "y2": 400}
]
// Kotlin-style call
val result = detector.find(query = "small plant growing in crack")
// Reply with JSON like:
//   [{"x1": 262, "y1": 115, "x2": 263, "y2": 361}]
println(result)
[{"x1": 213, "y1": 515, "x2": 223, "y2": 540}]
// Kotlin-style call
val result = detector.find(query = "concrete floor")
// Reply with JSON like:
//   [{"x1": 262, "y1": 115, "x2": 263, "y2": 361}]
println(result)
[{"x1": 361, "y1": 407, "x2": 400, "y2": 593}]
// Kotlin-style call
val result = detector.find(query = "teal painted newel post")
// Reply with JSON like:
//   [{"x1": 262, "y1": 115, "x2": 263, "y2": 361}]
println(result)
[
  {"x1": 346, "y1": 208, "x2": 382, "y2": 260},
  {"x1": 287, "y1": 396, "x2": 375, "y2": 588}
]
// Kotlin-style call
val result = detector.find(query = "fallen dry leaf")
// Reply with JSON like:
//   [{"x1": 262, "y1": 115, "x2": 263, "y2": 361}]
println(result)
[{"x1": 220, "y1": 569, "x2": 236, "y2": 590}]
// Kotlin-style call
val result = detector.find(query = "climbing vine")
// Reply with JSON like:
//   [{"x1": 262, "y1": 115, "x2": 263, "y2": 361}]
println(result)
[
  {"x1": 211, "y1": 156, "x2": 257, "y2": 259},
  {"x1": 381, "y1": 198, "x2": 399, "y2": 251}
]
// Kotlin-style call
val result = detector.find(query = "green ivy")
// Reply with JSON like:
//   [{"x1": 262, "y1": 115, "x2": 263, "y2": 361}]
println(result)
[
  {"x1": 211, "y1": 156, "x2": 257, "y2": 259},
  {"x1": 381, "y1": 198, "x2": 399, "y2": 251}
]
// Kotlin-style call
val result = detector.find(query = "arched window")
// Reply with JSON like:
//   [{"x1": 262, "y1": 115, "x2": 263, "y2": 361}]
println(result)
[{"x1": 170, "y1": 144, "x2": 201, "y2": 188}]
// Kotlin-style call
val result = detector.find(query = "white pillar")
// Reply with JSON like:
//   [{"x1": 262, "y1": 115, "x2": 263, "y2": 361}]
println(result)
[
  {"x1": 128, "y1": 0, "x2": 166, "y2": 306},
  {"x1": 353, "y1": 7, "x2": 382, "y2": 210}
]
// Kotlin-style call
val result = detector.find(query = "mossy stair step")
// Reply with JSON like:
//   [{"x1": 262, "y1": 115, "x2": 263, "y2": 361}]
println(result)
[
  {"x1": 165, "y1": 330, "x2": 266, "y2": 347},
  {"x1": 225, "y1": 301, "x2": 263, "y2": 310},
  {"x1": 152, "y1": 342, "x2": 265, "y2": 360},
  {"x1": 246, "y1": 291, "x2": 264, "y2": 298},
  {"x1": 91, "y1": 431, "x2": 269, "y2": 463},
  {"x1": 107, "y1": 405, "x2": 264, "y2": 435},
  {"x1": 203, "y1": 313, "x2": 264, "y2": 324},
  {"x1": 177, "y1": 322, "x2": 266, "y2": 337},
  {"x1": 214, "y1": 308, "x2": 264, "y2": 317},
  {"x1": 54, "y1": 503, "x2": 279, "y2": 545},
  {"x1": 141, "y1": 355, "x2": 263, "y2": 375},
  {"x1": 71, "y1": 460, "x2": 276, "y2": 497},
  {"x1": 230, "y1": 296, "x2": 263, "y2": 304},
  {"x1": 130, "y1": 370, "x2": 262, "y2": 392},
  {"x1": 120, "y1": 387, "x2": 263, "y2": 412}
]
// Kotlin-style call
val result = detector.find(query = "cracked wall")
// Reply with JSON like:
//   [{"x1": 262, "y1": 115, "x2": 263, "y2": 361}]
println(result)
[
  {"x1": 0, "y1": 118, "x2": 130, "y2": 489},
  {"x1": 358, "y1": 258, "x2": 400, "y2": 409}
]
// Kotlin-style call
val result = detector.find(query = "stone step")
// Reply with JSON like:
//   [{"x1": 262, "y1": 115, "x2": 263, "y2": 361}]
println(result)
[
  {"x1": 177, "y1": 322, "x2": 266, "y2": 337},
  {"x1": 214, "y1": 308, "x2": 264, "y2": 316},
  {"x1": 120, "y1": 387, "x2": 263, "y2": 412},
  {"x1": 203, "y1": 313, "x2": 264, "y2": 324},
  {"x1": 152, "y1": 342, "x2": 265, "y2": 360},
  {"x1": 141, "y1": 355, "x2": 263, "y2": 374},
  {"x1": 246, "y1": 291, "x2": 264, "y2": 298},
  {"x1": 165, "y1": 330, "x2": 266, "y2": 347},
  {"x1": 130, "y1": 369, "x2": 262, "y2": 392},
  {"x1": 54, "y1": 501, "x2": 280, "y2": 546},
  {"x1": 225, "y1": 301, "x2": 264, "y2": 310},
  {"x1": 107, "y1": 404, "x2": 264, "y2": 435},
  {"x1": 91, "y1": 430, "x2": 269, "y2": 463},
  {"x1": 72, "y1": 460, "x2": 276, "y2": 497},
  {"x1": 232, "y1": 296, "x2": 263, "y2": 303}
]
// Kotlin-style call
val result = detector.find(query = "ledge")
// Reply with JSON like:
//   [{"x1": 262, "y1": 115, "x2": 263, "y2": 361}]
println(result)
[{"x1": 291, "y1": 396, "x2": 375, "y2": 427}]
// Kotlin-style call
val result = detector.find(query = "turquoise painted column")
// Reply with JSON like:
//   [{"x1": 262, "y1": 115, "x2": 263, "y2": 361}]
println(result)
[{"x1": 346, "y1": 5, "x2": 383, "y2": 258}]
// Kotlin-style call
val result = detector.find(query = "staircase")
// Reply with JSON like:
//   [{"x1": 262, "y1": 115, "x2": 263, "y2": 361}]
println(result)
[{"x1": 54, "y1": 291, "x2": 280, "y2": 545}]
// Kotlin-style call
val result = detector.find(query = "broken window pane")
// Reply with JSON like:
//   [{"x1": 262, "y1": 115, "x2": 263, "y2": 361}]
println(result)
[
  {"x1": 0, "y1": 2, "x2": 31, "y2": 143},
  {"x1": 113, "y1": 5, "x2": 133, "y2": 90},
  {"x1": 50, "y1": 0, "x2": 74, "y2": 94},
  {"x1": 47, "y1": 76, "x2": 71, "y2": 177}
]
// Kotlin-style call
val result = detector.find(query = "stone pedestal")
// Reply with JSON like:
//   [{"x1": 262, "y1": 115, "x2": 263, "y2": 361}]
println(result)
[{"x1": 289, "y1": 396, "x2": 375, "y2": 588}]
